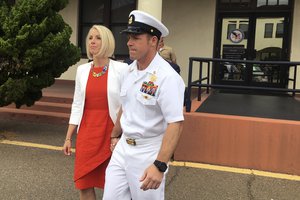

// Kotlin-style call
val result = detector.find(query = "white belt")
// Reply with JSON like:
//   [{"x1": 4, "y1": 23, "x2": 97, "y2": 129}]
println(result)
[{"x1": 122, "y1": 134, "x2": 163, "y2": 146}]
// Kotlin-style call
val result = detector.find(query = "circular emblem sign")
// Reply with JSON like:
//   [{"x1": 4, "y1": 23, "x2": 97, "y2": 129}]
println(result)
[{"x1": 229, "y1": 29, "x2": 244, "y2": 43}]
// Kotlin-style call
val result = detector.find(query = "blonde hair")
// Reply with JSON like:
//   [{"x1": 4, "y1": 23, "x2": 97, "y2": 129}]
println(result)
[{"x1": 86, "y1": 25, "x2": 115, "y2": 59}]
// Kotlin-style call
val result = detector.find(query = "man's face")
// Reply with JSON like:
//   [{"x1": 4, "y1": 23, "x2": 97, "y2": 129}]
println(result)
[{"x1": 127, "y1": 34, "x2": 155, "y2": 60}]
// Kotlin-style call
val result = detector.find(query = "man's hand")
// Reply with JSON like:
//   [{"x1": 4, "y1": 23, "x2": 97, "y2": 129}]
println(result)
[{"x1": 139, "y1": 164, "x2": 164, "y2": 191}]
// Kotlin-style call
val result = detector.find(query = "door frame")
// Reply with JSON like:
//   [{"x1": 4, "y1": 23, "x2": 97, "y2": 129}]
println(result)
[{"x1": 213, "y1": 11, "x2": 292, "y2": 88}]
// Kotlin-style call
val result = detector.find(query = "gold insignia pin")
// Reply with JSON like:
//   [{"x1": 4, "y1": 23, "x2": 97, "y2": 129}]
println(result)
[
  {"x1": 143, "y1": 95, "x2": 148, "y2": 99},
  {"x1": 128, "y1": 16, "x2": 133, "y2": 24},
  {"x1": 150, "y1": 74, "x2": 157, "y2": 82}
]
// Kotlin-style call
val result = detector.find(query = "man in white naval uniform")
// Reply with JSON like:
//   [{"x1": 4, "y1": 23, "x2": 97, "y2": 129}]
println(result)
[{"x1": 103, "y1": 10, "x2": 185, "y2": 200}]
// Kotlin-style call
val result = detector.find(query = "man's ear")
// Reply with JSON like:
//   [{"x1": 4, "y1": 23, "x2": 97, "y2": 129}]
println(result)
[{"x1": 151, "y1": 36, "x2": 159, "y2": 47}]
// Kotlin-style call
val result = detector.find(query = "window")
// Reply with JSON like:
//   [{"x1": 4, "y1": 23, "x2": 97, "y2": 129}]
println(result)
[
  {"x1": 257, "y1": 0, "x2": 266, "y2": 7},
  {"x1": 276, "y1": 23, "x2": 284, "y2": 38},
  {"x1": 279, "y1": 0, "x2": 289, "y2": 5},
  {"x1": 268, "y1": 0, "x2": 278, "y2": 5},
  {"x1": 264, "y1": 23, "x2": 273, "y2": 38},
  {"x1": 219, "y1": 0, "x2": 290, "y2": 9},
  {"x1": 219, "y1": 0, "x2": 251, "y2": 9},
  {"x1": 239, "y1": 23, "x2": 248, "y2": 39},
  {"x1": 257, "y1": 0, "x2": 289, "y2": 7},
  {"x1": 79, "y1": 0, "x2": 136, "y2": 59},
  {"x1": 227, "y1": 23, "x2": 237, "y2": 39}
]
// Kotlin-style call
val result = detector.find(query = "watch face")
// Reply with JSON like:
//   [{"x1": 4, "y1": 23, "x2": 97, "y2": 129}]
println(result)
[
  {"x1": 229, "y1": 29, "x2": 244, "y2": 43},
  {"x1": 154, "y1": 160, "x2": 168, "y2": 172},
  {"x1": 160, "y1": 162, "x2": 167, "y2": 172}
]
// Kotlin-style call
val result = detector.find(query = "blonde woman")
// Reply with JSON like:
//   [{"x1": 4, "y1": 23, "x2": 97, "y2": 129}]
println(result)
[{"x1": 63, "y1": 25, "x2": 127, "y2": 200}]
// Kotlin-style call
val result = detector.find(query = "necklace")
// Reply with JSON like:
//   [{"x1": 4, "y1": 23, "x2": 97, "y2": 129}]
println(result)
[{"x1": 91, "y1": 64, "x2": 108, "y2": 78}]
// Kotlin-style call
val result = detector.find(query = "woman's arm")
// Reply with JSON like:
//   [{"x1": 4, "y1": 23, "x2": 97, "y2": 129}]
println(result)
[{"x1": 63, "y1": 124, "x2": 77, "y2": 155}]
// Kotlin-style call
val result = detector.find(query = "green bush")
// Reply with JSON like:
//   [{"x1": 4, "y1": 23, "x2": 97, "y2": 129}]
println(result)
[{"x1": 0, "y1": 0, "x2": 80, "y2": 108}]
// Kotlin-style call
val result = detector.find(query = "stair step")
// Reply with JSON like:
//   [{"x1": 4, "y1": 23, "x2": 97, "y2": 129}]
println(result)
[
  {"x1": 0, "y1": 107, "x2": 70, "y2": 117},
  {"x1": 5, "y1": 101, "x2": 71, "y2": 114},
  {"x1": 39, "y1": 95, "x2": 73, "y2": 104},
  {"x1": 0, "y1": 107, "x2": 70, "y2": 124},
  {"x1": 0, "y1": 79, "x2": 74, "y2": 124}
]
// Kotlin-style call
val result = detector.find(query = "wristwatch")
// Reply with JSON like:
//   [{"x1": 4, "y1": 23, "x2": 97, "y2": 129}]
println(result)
[{"x1": 153, "y1": 160, "x2": 168, "y2": 172}]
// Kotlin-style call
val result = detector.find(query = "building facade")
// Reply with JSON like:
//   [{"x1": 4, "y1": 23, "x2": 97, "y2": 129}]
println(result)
[{"x1": 59, "y1": 0, "x2": 300, "y2": 89}]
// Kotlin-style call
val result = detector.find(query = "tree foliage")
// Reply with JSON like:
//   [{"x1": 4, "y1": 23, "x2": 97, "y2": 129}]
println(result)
[{"x1": 0, "y1": 0, "x2": 80, "y2": 108}]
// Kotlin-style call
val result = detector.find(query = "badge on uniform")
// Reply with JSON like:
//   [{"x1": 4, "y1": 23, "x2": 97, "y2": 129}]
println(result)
[{"x1": 140, "y1": 80, "x2": 158, "y2": 97}]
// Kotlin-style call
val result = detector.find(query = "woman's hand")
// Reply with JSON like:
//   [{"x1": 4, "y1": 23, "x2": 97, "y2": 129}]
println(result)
[
  {"x1": 63, "y1": 139, "x2": 72, "y2": 156},
  {"x1": 110, "y1": 137, "x2": 120, "y2": 152}
]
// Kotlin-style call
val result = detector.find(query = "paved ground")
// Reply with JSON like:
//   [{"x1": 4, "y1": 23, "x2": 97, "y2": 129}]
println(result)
[{"x1": 1, "y1": 118, "x2": 300, "y2": 200}]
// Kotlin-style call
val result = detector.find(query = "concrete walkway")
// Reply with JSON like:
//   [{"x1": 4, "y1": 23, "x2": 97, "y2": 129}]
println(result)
[{"x1": 1, "y1": 118, "x2": 300, "y2": 200}]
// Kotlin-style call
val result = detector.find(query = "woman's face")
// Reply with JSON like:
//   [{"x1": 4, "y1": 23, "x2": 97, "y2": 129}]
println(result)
[{"x1": 88, "y1": 28, "x2": 102, "y2": 57}]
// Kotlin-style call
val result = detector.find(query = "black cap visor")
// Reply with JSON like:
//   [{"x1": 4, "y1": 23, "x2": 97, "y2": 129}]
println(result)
[
  {"x1": 120, "y1": 22, "x2": 162, "y2": 38},
  {"x1": 120, "y1": 26, "x2": 146, "y2": 35}
]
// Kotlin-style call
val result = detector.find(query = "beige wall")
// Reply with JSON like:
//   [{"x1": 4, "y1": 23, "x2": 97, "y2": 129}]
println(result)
[
  {"x1": 162, "y1": 0, "x2": 216, "y2": 84},
  {"x1": 254, "y1": 18, "x2": 283, "y2": 50},
  {"x1": 137, "y1": 0, "x2": 162, "y2": 20},
  {"x1": 291, "y1": 0, "x2": 300, "y2": 61},
  {"x1": 291, "y1": 0, "x2": 300, "y2": 88},
  {"x1": 59, "y1": 0, "x2": 88, "y2": 80}
]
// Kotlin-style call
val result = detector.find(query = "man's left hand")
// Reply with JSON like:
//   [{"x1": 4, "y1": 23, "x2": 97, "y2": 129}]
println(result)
[{"x1": 139, "y1": 164, "x2": 164, "y2": 191}]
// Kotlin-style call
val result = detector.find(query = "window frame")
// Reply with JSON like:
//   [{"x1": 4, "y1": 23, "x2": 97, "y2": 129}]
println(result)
[
  {"x1": 264, "y1": 23, "x2": 274, "y2": 38},
  {"x1": 275, "y1": 22, "x2": 284, "y2": 38}
]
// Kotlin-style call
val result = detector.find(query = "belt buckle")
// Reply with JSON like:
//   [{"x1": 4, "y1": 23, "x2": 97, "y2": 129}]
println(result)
[{"x1": 126, "y1": 138, "x2": 136, "y2": 146}]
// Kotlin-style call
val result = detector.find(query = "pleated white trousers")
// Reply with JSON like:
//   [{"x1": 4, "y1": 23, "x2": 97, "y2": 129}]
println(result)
[{"x1": 103, "y1": 135, "x2": 166, "y2": 200}]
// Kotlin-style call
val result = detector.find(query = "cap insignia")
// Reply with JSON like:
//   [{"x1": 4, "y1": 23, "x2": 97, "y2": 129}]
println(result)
[{"x1": 128, "y1": 15, "x2": 133, "y2": 24}]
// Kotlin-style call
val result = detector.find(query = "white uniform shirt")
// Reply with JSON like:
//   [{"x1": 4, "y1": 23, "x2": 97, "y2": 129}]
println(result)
[{"x1": 120, "y1": 53, "x2": 185, "y2": 138}]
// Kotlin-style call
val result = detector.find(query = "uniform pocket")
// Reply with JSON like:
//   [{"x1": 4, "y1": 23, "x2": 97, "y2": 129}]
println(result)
[{"x1": 136, "y1": 93, "x2": 157, "y2": 105}]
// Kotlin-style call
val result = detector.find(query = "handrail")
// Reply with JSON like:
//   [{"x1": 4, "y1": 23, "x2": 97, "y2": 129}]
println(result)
[
  {"x1": 185, "y1": 57, "x2": 300, "y2": 112},
  {"x1": 189, "y1": 57, "x2": 300, "y2": 65}
]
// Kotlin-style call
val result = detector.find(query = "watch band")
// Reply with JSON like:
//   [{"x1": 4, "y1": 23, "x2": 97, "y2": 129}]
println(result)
[{"x1": 153, "y1": 160, "x2": 168, "y2": 172}]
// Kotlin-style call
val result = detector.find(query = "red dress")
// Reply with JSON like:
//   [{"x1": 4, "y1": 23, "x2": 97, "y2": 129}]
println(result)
[{"x1": 74, "y1": 66, "x2": 113, "y2": 189}]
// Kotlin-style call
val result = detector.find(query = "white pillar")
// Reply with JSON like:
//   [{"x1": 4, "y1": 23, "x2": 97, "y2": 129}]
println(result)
[{"x1": 137, "y1": 0, "x2": 162, "y2": 20}]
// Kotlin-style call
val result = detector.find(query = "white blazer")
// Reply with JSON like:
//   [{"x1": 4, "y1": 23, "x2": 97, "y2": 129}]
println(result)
[{"x1": 69, "y1": 59, "x2": 128, "y2": 131}]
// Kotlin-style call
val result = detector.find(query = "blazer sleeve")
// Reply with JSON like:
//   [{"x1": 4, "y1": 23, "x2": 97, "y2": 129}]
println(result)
[
  {"x1": 107, "y1": 60, "x2": 128, "y2": 124},
  {"x1": 69, "y1": 66, "x2": 84, "y2": 125}
]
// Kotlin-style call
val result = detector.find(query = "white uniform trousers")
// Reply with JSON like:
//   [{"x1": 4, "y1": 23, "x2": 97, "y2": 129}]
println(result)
[{"x1": 103, "y1": 134, "x2": 166, "y2": 200}]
